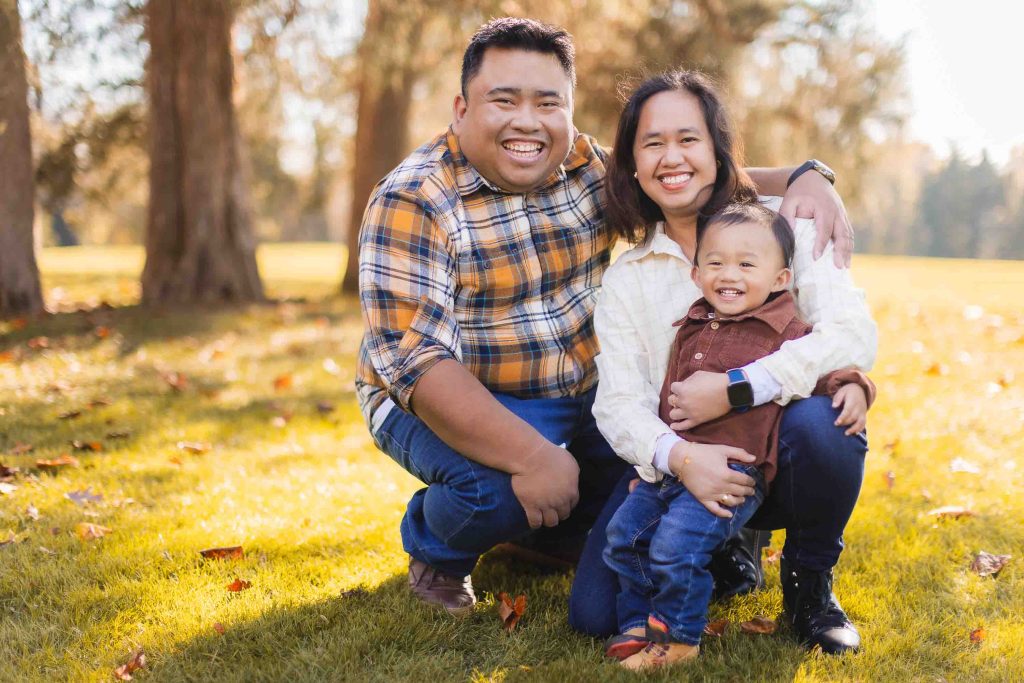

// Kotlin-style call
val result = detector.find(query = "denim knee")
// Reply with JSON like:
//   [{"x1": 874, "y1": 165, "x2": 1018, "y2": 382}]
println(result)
[{"x1": 435, "y1": 466, "x2": 528, "y2": 553}]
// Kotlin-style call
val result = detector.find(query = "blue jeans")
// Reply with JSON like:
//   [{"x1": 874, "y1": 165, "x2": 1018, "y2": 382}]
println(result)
[
  {"x1": 603, "y1": 466, "x2": 767, "y2": 645},
  {"x1": 372, "y1": 386, "x2": 630, "y2": 576},
  {"x1": 569, "y1": 396, "x2": 868, "y2": 637}
]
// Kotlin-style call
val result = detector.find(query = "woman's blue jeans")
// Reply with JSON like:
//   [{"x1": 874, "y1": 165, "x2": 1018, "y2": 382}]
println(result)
[
  {"x1": 569, "y1": 395, "x2": 868, "y2": 638},
  {"x1": 372, "y1": 387, "x2": 630, "y2": 577}
]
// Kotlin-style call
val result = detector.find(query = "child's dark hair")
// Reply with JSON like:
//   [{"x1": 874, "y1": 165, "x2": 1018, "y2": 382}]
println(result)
[
  {"x1": 695, "y1": 203, "x2": 795, "y2": 267},
  {"x1": 461, "y1": 18, "x2": 576, "y2": 99}
]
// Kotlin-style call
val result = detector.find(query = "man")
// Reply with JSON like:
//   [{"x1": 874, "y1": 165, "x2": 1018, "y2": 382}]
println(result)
[{"x1": 357, "y1": 17, "x2": 851, "y2": 629}]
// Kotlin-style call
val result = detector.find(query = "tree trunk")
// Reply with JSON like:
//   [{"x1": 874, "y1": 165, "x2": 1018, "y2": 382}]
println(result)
[
  {"x1": 142, "y1": 0, "x2": 263, "y2": 304},
  {"x1": 0, "y1": 0, "x2": 44, "y2": 318},
  {"x1": 340, "y1": 0, "x2": 420, "y2": 294}
]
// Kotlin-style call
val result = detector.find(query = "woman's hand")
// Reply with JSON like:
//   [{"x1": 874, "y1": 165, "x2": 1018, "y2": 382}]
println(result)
[
  {"x1": 780, "y1": 171, "x2": 854, "y2": 268},
  {"x1": 667, "y1": 370, "x2": 730, "y2": 430},
  {"x1": 667, "y1": 440, "x2": 757, "y2": 518},
  {"x1": 832, "y1": 383, "x2": 868, "y2": 436}
]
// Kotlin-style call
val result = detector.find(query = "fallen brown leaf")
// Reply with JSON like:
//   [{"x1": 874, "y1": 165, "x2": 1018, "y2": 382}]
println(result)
[
  {"x1": 27, "y1": 336, "x2": 50, "y2": 349},
  {"x1": 106, "y1": 431, "x2": 131, "y2": 440},
  {"x1": 200, "y1": 546, "x2": 245, "y2": 561},
  {"x1": 763, "y1": 548, "x2": 782, "y2": 564},
  {"x1": 970, "y1": 627, "x2": 986, "y2": 644},
  {"x1": 970, "y1": 551, "x2": 1011, "y2": 577},
  {"x1": 273, "y1": 373, "x2": 293, "y2": 391},
  {"x1": 316, "y1": 400, "x2": 335, "y2": 415},
  {"x1": 497, "y1": 592, "x2": 526, "y2": 631},
  {"x1": 10, "y1": 318, "x2": 27, "y2": 330},
  {"x1": 93, "y1": 326, "x2": 111, "y2": 339},
  {"x1": 703, "y1": 618, "x2": 728, "y2": 637},
  {"x1": 927, "y1": 506, "x2": 976, "y2": 520},
  {"x1": 739, "y1": 616, "x2": 777, "y2": 635},
  {"x1": 169, "y1": 456, "x2": 183, "y2": 466},
  {"x1": 113, "y1": 648, "x2": 146, "y2": 681},
  {"x1": 0, "y1": 463, "x2": 20, "y2": 480},
  {"x1": 176, "y1": 441, "x2": 211, "y2": 454},
  {"x1": 58, "y1": 410, "x2": 82, "y2": 420},
  {"x1": 0, "y1": 350, "x2": 16, "y2": 363},
  {"x1": 71, "y1": 440, "x2": 103, "y2": 452},
  {"x1": 0, "y1": 530, "x2": 21, "y2": 546},
  {"x1": 11, "y1": 442, "x2": 34, "y2": 455},
  {"x1": 162, "y1": 371, "x2": 189, "y2": 391},
  {"x1": 885, "y1": 470, "x2": 896, "y2": 490},
  {"x1": 925, "y1": 362, "x2": 949, "y2": 376},
  {"x1": 226, "y1": 578, "x2": 252, "y2": 592},
  {"x1": 26, "y1": 503, "x2": 39, "y2": 520},
  {"x1": 65, "y1": 487, "x2": 103, "y2": 505},
  {"x1": 76, "y1": 522, "x2": 112, "y2": 540},
  {"x1": 37, "y1": 454, "x2": 80, "y2": 469},
  {"x1": 213, "y1": 622, "x2": 226, "y2": 635},
  {"x1": 89, "y1": 397, "x2": 113, "y2": 407}
]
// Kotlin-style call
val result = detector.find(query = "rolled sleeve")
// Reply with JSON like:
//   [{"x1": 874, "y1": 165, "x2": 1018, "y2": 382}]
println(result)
[
  {"x1": 359, "y1": 188, "x2": 460, "y2": 412},
  {"x1": 757, "y1": 206, "x2": 878, "y2": 404}
]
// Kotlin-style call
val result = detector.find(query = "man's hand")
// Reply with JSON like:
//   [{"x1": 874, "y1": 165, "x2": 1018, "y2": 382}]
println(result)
[
  {"x1": 668, "y1": 370, "x2": 730, "y2": 431},
  {"x1": 832, "y1": 383, "x2": 868, "y2": 436},
  {"x1": 510, "y1": 442, "x2": 580, "y2": 529},
  {"x1": 668, "y1": 441, "x2": 757, "y2": 519},
  {"x1": 780, "y1": 171, "x2": 854, "y2": 268}
]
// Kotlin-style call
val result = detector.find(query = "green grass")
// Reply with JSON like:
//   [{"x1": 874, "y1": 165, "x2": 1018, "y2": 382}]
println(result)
[{"x1": 2, "y1": 245, "x2": 1022, "y2": 682}]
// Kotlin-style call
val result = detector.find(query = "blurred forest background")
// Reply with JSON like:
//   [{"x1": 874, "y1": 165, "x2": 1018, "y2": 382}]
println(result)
[{"x1": 3, "y1": 0, "x2": 1023, "y2": 317}]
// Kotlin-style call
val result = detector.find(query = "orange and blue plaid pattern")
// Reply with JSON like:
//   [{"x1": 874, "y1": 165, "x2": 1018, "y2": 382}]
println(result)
[{"x1": 356, "y1": 128, "x2": 611, "y2": 421}]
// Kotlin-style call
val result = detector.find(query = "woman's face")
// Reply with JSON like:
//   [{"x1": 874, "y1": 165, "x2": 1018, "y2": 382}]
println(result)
[{"x1": 632, "y1": 89, "x2": 717, "y2": 221}]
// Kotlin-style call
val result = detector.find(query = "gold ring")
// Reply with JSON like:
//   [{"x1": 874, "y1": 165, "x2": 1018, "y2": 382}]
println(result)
[{"x1": 721, "y1": 494, "x2": 729, "y2": 502}]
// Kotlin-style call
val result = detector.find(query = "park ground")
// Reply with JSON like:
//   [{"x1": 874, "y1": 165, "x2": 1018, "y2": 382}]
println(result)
[{"x1": 1, "y1": 245, "x2": 1022, "y2": 682}]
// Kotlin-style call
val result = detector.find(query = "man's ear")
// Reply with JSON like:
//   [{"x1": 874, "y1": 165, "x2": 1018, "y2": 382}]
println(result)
[
  {"x1": 452, "y1": 94, "x2": 468, "y2": 132},
  {"x1": 772, "y1": 267, "x2": 793, "y2": 292}
]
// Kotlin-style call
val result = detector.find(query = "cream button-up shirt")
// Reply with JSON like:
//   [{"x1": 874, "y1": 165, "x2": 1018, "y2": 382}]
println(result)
[{"x1": 592, "y1": 197, "x2": 878, "y2": 483}]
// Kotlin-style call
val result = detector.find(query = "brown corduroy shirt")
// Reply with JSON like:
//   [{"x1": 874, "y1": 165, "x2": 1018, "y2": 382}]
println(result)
[{"x1": 658, "y1": 291, "x2": 876, "y2": 485}]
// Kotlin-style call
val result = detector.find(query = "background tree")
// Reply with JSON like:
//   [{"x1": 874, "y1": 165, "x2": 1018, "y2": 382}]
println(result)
[
  {"x1": 141, "y1": 0, "x2": 264, "y2": 304},
  {"x1": 0, "y1": 0, "x2": 44, "y2": 317}
]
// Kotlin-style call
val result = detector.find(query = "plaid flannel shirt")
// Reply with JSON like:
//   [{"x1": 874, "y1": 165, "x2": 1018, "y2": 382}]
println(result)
[{"x1": 356, "y1": 127, "x2": 611, "y2": 424}]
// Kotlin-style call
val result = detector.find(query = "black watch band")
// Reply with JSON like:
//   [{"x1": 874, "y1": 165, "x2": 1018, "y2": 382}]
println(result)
[{"x1": 787, "y1": 159, "x2": 836, "y2": 188}]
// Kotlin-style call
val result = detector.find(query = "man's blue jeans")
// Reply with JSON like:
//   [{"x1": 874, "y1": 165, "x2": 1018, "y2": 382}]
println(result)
[
  {"x1": 372, "y1": 387, "x2": 630, "y2": 576},
  {"x1": 569, "y1": 396, "x2": 868, "y2": 637},
  {"x1": 603, "y1": 465, "x2": 767, "y2": 645}
]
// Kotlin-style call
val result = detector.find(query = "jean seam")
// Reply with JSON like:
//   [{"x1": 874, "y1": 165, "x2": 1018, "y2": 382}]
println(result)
[
  {"x1": 630, "y1": 513, "x2": 662, "y2": 592},
  {"x1": 778, "y1": 434, "x2": 803, "y2": 565}
]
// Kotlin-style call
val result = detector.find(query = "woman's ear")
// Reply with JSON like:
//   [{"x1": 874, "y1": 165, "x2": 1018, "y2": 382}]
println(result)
[{"x1": 772, "y1": 267, "x2": 793, "y2": 292}]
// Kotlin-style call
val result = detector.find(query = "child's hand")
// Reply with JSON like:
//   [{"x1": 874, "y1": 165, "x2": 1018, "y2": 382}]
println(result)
[{"x1": 832, "y1": 383, "x2": 868, "y2": 435}]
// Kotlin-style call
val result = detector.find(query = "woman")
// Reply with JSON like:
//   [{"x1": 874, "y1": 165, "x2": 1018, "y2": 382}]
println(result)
[{"x1": 568, "y1": 71, "x2": 876, "y2": 656}]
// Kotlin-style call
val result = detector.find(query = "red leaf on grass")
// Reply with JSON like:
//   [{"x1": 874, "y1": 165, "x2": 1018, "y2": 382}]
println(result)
[
  {"x1": 226, "y1": 578, "x2": 252, "y2": 592},
  {"x1": 200, "y1": 546, "x2": 244, "y2": 561},
  {"x1": 37, "y1": 454, "x2": 80, "y2": 469},
  {"x1": 927, "y1": 506, "x2": 976, "y2": 520},
  {"x1": 703, "y1": 618, "x2": 728, "y2": 637},
  {"x1": 213, "y1": 622, "x2": 226, "y2": 635},
  {"x1": 113, "y1": 648, "x2": 146, "y2": 680},
  {"x1": 273, "y1": 374, "x2": 293, "y2": 391},
  {"x1": 497, "y1": 592, "x2": 527, "y2": 631},
  {"x1": 970, "y1": 627, "x2": 986, "y2": 644},
  {"x1": 970, "y1": 552, "x2": 1011, "y2": 577},
  {"x1": 76, "y1": 522, "x2": 112, "y2": 540},
  {"x1": 739, "y1": 616, "x2": 777, "y2": 635}
]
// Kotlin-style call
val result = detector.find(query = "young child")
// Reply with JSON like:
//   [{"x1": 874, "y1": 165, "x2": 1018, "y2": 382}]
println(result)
[{"x1": 602, "y1": 202, "x2": 876, "y2": 670}]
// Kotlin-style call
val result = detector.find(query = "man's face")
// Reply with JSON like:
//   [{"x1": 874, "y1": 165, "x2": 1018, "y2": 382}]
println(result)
[
  {"x1": 453, "y1": 48, "x2": 574, "y2": 193},
  {"x1": 691, "y1": 221, "x2": 792, "y2": 317}
]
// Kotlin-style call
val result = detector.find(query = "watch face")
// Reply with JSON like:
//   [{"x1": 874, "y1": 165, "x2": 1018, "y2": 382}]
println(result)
[
  {"x1": 727, "y1": 380, "x2": 754, "y2": 408},
  {"x1": 811, "y1": 159, "x2": 836, "y2": 184}
]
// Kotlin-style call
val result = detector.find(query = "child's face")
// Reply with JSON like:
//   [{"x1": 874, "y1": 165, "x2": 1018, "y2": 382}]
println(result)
[{"x1": 691, "y1": 220, "x2": 792, "y2": 317}]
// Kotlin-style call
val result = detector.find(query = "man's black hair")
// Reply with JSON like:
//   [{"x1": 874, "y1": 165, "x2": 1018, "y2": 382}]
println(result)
[
  {"x1": 695, "y1": 202, "x2": 796, "y2": 268},
  {"x1": 461, "y1": 17, "x2": 576, "y2": 98}
]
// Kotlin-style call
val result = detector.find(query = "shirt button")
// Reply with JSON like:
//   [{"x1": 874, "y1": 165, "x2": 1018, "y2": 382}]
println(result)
[
  {"x1": 694, "y1": 352, "x2": 704, "y2": 360},
  {"x1": 710, "y1": 322, "x2": 720, "y2": 330}
]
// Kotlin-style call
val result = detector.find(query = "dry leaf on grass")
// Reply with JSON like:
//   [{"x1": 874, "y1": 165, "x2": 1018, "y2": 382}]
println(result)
[
  {"x1": 27, "y1": 336, "x2": 50, "y2": 350},
  {"x1": 37, "y1": 454, "x2": 80, "y2": 469},
  {"x1": 970, "y1": 552, "x2": 1011, "y2": 577},
  {"x1": 925, "y1": 363, "x2": 949, "y2": 376},
  {"x1": 927, "y1": 506, "x2": 976, "y2": 520},
  {"x1": 322, "y1": 358, "x2": 341, "y2": 376},
  {"x1": 93, "y1": 326, "x2": 111, "y2": 339},
  {"x1": 58, "y1": 410, "x2": 82, "y2": 420},
  {"x1": 497, "y1": 592, "x2": 527, "y2": 631},
  {"x1": 0, "y1": 482, "x2": 17, "y2": 495},
  {"x1": 1, "y1": 463, "x2": 20, "y2": 480},
  {"x1": 763, "y1": 548, "x2": 782, "y2": 564},
  {"x1": 106, "y1": 431, "x2": 131, "y2": 440},
  {"x1": 213, "y1": 622, "x2": 226, "y2": 635},
  {"x1": 226, "y1": 578, "x2": 252, "y2": 592},
  {"x1": 739, "y1": 616, "x2": 777, "y2": 635},
  {"x1": 26, "y1": 503, "x2": 39, "y2": 520},
  {"x1": 970, "y1": 627, "x2": 986, "y2": 644},
  {"x1": 273, "y1": 374, "x2": 293, "y2": 391},
  {"x1": 316, "y1": 400, "x2": 335, "y2": 415},
  {"x1": 65, "y1": 487, "x2": 103, "y2": 505},
  {"x1": 703, "y1": 618, "x2": 728, "y2": 637},
  {"x1": 0, "y1": 350, "x2": 16, "y2": 363},
  {"x1": 885, "y1": 470, "x2": 896, "y2": 490},
  {"x1": 162, "y1": 372, "x2": 189, "y2": 391},
  {"x1": 11, "y1": 442, "x2": 34, "y2": 455},
  {"x1": 176, "y1": 441, "x2": 211, "y2": 454},
  {"x1": 1, "y1": 530, "x2": 24, "y2": 546},
  {"x1": 71, "y1": 440, "x2": 103, "y2": 452},
  {"x1": 76, "y1": 522, "x2": 112, "y2": 540},
  {"x1": 200, "y1": 546, "x2": 244, "y2": 561},
  {"x1": 113, "y1": 648, "x2": 146, "y2": 680}
]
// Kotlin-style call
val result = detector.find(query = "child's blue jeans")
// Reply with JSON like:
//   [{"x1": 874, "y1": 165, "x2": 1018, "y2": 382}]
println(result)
[{"x1": 603, "y1": 464, "x2": 767, "y2": 645}]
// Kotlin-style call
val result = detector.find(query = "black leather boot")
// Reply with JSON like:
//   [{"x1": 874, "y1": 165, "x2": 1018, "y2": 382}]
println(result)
[
  {"x1": 780, "y1": 555, "x2": 861, "y2": 654},
  {"x1": 709, "y1": 528, "x2": 770, "y2": 600}
]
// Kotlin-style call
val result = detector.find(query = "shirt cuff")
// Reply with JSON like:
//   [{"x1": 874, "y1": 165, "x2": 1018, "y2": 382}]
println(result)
[
  {"x1": 653, "y1": 433, "x2": 683, "y2": 476},
  {"x1": 743, "y1": 361, "x2": 783, "y2": 406}
]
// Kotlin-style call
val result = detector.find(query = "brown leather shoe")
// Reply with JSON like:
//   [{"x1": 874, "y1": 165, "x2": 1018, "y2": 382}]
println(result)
[{"x1": 408, "y1": 557, "x2": 476, "y2": 616}]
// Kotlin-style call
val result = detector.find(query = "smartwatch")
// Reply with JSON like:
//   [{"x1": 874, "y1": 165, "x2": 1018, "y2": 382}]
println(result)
[
  {"x1": 726, "y1": 368, "x2": 753, "y2": 413},
  {"x1": 787, "y1": 159, "x2": 836, "y2": 188}
]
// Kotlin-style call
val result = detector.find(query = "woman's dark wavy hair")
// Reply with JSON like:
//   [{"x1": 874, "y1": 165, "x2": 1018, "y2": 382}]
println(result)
[{"x1": 604, "y1": 70, "x2": 758, "y2": 245}]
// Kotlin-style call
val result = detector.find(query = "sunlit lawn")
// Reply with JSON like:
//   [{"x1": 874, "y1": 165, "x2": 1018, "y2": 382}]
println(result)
[{"x1": 1, "y1": 245, "x2": 1022, "y2": 682}]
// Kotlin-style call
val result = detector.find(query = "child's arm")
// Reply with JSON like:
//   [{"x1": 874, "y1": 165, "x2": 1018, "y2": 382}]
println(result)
[{"x1": 813, "y1": 369, "x2": 876, "y2": 436}]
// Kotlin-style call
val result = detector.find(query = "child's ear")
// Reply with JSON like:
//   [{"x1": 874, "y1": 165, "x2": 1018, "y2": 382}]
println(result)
[
  {"x1": 690, "y1": 265, "x2": 700, "y2": 285},
  {"x1": 771, "y1": 267, "x2": 793, "y2": 292}
]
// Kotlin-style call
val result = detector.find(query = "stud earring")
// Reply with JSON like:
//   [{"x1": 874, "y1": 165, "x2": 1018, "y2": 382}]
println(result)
[{"x1": 633, "y1": 171, "x2": 638, "y2": 179}]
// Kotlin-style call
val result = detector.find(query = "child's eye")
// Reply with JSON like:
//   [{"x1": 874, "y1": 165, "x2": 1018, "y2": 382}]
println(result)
[{"x1": 740, "y1": 262, "x2": 755, "y2": 268}]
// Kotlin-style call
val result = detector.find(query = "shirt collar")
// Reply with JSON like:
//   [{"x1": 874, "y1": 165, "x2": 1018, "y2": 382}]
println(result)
[
  {"x1": 448, "y1": 127, "x2": 586, "y2": 197},
  {"x1": 680, "y1": 291, "x2": 797, "y2": 334},
  {"x1": 617, "y1": 221, "x2": 693, "y2": 265}
]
